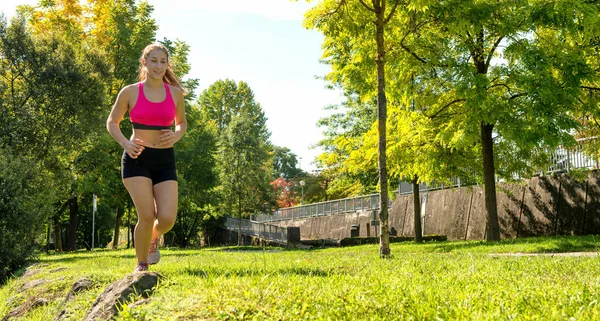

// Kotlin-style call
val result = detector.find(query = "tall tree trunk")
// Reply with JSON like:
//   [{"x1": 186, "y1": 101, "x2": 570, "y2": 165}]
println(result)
[
  {"x1": 184, "y1": 211, "x2": 200, "y2": 248},
  {"x1": 237, "y1": 219, "x2": 242, "y2": 246},
  {"x1": 131, "y1": 222, "x2": 136, "y2": 248},
  {"x1": 373, "y1": 0, "x2": 390, "y2": 257},
  {"x1": 481, "y1": 122, "x2": 500, "y2": 241},
  {"x1": 471, "y1": 29, "x2": 500, "y2": 241},
  {"x1": 112, "y1": 206, "x2": 123, "y2": 249},
  {"x1": 53, "y1": 215, "x2": 63, "y2": 252},
  {"x1": 66, "y1": 196, "x2": 78, "y2": 251},
  {"x1": 412, "y1": 175, "x2": 423, "y2": 243},
  {"x1": 127, "y1": 208, "x2": 131, "y2": 249},
  {"x1": 45, "y1": 221, "x2": 51, "y2": 253},
  {"x1": 237, "y1": 155, "x2": 243, "y2": 246}
]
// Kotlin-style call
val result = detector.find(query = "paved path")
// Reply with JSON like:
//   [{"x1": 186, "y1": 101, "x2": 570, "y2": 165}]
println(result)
[{"x1": 491, "y1": 252, "x2": 600, "y2": 257}]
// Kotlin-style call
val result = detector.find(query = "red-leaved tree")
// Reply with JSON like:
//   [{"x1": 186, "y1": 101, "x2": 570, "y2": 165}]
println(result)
[{"x1": 270, "y1": 178, "x2": 298, "y2": 208}]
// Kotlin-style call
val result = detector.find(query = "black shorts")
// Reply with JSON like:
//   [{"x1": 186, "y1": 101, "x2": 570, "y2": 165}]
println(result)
[{"x1": 121, "y1": 147, "x2": 177, "y2": 185}]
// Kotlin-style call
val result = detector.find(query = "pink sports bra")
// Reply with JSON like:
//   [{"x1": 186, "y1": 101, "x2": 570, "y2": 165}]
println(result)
[{"x1": 130, "y1": 82, "x2": 176, "y2": 130}]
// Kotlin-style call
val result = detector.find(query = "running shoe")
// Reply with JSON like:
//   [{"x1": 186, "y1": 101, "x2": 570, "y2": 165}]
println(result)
[
  {"x1": 134, "y1": 261, "x2": 149, "y2": 272},
  {"x1": 148, "y1": 238, "x2": 161, "y2": 265}
]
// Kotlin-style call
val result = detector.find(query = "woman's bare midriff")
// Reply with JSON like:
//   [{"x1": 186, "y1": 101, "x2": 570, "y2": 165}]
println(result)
[{"x1": 131, "y1": 129, "x2": 174, "y2": 148}]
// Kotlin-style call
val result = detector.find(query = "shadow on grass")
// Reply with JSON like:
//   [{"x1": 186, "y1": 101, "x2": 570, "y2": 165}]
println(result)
[
  {"x1": 209, "y1": 246, "x2": 285, "y2": 252},
  {"x1": 37, "y1": 235, "x2": 599, "y2": 266},
  {"x1": 422, "y1": 235, "x2": 600, "y2": 253},
  {"x1": 38, "y1": 249, "x2": 136, "y2": 264},
  {"x1": 182, "y1": 266, "x2": 332, "y2": 278},
  {"x1": 37, "y1": 246, "x2": 294, "y2": 265}
]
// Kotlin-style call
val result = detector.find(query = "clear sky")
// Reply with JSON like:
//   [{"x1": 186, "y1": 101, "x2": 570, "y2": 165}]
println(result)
[{"x1": 0, "y1": 0, "x2": 344, "y2": 172}]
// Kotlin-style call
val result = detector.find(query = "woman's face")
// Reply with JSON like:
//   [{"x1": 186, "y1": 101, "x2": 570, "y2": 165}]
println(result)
[{"x1": 144, "y1": 49, "x2": 168, "y2": 80}]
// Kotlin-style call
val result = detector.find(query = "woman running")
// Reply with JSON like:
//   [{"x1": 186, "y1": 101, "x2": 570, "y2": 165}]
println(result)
[{"x1": 106, "y1": 43, "x2": 187, "y2": 272}]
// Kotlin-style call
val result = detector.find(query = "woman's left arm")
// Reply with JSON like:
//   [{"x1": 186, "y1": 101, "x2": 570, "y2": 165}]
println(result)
[{"x1": 160, "y1": 86, "x2": 187, "y2": 147}]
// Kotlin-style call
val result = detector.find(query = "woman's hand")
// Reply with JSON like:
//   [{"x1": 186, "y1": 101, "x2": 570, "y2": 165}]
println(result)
[
  {"x1": 125, "y1": 138, "x2": 145, "y2": 158},
  {"x1": 158, "y1": 129, "x2": 180, "y2": 147}
]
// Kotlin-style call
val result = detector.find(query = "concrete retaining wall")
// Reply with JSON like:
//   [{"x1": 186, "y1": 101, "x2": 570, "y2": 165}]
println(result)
[
  {"x1": 273, "y1": 171, "x2": 600, "y2": 241},
  {"x1": 276, "y1": 210, "x2": 374, "y2": 240}
]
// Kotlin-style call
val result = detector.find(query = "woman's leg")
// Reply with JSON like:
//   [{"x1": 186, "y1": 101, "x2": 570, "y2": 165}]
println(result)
[
  {"x1": 123, "y1": 177, "x2": 155, "y2": 263},
  {"x1": 152, "y1": 180, "x2": 178, "y2": 239}
]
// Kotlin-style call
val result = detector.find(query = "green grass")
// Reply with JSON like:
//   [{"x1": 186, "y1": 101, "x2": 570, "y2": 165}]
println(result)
[{"x1": 1, "y1": 235, "x2": 600, "y2": 320}]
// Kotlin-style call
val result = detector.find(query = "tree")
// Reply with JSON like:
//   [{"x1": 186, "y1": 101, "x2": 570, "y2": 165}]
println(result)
[
  {"x1": 315, "y1": 98, "x2": 379, "y2": 198},
  {"x1": 305, "y1": 0, "x2": 402, "y2": 257},
  {"x1": 220, "y1": 115, "x2": 275, "y2": 245},
  {"x1": 19, "y1": 0, "x2": 164, "y2": 250},
  {"x1": 168, "y1": 106, "x2": 219, "y2": 248},
  {"x1": 0, "y1": 13, "x2": 108, "y2": 251},
  {"x1": 156, "y1": 36, "x2": 213, "y2": 248},
  {"x1": 160, "y1": 38, "x2": 199, "y2": 103},
  {"x1": 562, "y1": 4, "x2": 600, "y2": 165},
  {"x1": 0, "y1": 148, "x2": 54, "y2": 283},
  {"x1": 74, "y1": 132, "x2": 129, "y2": 249},
  {"x1": 8, "y1": 0, "x2": 168, "y2": 252},
  {"x1": 271, "y1": 177, "x2": 298, "y2": 208},
  {"x1": 18, "y1": 0, "x2": 85, "y2": 44},
  {"x1": 198, "y1": 79, "x2": 268, "y2": 136},
  {"x1": 199, "y1": 80, "x2": 275, "y2": 245},
  {"x1": 270, "y1": 145, "x2": 305, "y2": 208},
  {"x1": 308, "y1": 0, "x2": 600, "y2": 243},
  {"x1": 296, "y1": 172, "x2": 330, "y2": 203},
  {"x1": 389, "y1": 0, "x2": 600, "y2": 240},
  {"x1": 0, "y1": 14, "x2": 107, "y2": 160},
  {"x1": 85, "y1": 0, "x2": 158, "y2": 95},
  {"x1": 272, "y1": 146, "x2": 303, "y2": 180}
]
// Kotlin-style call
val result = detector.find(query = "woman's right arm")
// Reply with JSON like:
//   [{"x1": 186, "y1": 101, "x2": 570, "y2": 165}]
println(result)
[{"x1": 106, "y1": 87, "x2": 144, "y2": 158}]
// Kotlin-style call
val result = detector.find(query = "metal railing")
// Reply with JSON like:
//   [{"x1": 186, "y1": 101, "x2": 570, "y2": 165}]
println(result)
[
  {"x1": 253, "y1": 137, "x2": 598, "y2": 223},
  {"x1": 224, "y1": 217, "x2": 289, "y2": 244},
  {"x1": 546, "y1": 137, "x2": 599, "y2": 173},
  {"x1": 253, "y1": 193, "x2": 384, "y2": 223},
  {"x1": 254, "y1": 181, "x2": 467, "y2": 223}
]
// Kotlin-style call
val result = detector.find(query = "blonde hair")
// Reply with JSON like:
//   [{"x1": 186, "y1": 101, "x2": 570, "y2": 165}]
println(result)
[{"x1": 138, "y1": 43, "x2": 187, "y2": 94}]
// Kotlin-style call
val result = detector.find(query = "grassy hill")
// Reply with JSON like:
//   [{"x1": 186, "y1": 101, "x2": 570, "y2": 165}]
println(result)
[{"x1": 1, "y1": 236, "x2": 600, "y2": 320}]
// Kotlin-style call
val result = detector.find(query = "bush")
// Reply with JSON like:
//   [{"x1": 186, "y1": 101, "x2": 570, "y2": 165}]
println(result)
[{"x1": 0, "y1": 149, "x2": 53, "y2": 283}]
